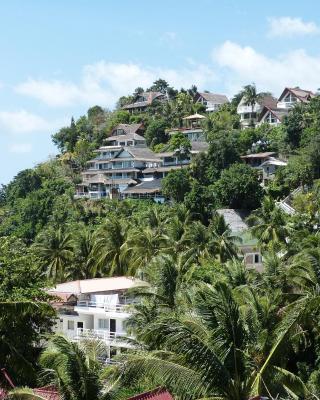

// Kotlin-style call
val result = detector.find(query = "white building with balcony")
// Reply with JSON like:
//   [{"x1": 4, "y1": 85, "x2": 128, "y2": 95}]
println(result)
[
  {"x1": 48, "y1": 277, "x2": 147, "y2": 362},
  {"x1": 237, "y1": 95, "x2": 278, "y2": 129}
]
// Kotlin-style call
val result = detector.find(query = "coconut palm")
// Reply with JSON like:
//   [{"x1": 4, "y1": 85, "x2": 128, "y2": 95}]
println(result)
[
  {"x1": 118, "y1": 282, "x2": 308, "y2": 400},
  {"x1": 92, "y1": 217, "x2": 130, "y2": 276},
  {"x1": 70, "y1": 228, "x2": 96, "y2": 279},
  {"x1": 209, "y1": 213, "x2": 240, "y2": 262},
  {"x1": 39, "y1": 335, "x2": 103, "y2": 400},
  {"x1": 33, "y1": 228, "x2": 73, "y2": 283},
  {"x1": 9, "y1": 335, "x2": 113, "y2": 400},
  {"x1": 247, "y1": 197, "x2": 289, "y2": 250},
  {"x1": 241, "y1": 84, "x2": 268, "y2": 127}
]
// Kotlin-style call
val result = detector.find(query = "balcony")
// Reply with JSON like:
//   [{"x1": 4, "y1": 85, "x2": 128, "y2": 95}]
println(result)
[
  {"x1": 75, "y1": 328, "x2": 134, "y2": 348},
  {"x1": 76, "y1": 300, "x2": 131, "y2": 313}
]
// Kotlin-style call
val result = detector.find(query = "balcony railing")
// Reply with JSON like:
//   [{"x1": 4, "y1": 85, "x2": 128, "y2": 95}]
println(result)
[
  {"x1": 76, "y1": 328, "x2": 128, "y2": 340},
  {"x1": 76, "y1": 300, "x2": 131, "y2": 313}
]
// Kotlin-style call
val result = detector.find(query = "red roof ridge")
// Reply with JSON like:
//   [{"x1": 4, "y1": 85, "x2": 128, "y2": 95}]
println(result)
[{"x1": 128, "y1": 387, "x2": 173, "y2": 400}]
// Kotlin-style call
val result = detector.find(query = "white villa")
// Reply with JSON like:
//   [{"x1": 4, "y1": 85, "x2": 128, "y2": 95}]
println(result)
[
  {"x1": 49, "y1": 276, "x2": 147, "y2": 362},
  {"x1": 195, "y1": 92, "x2": 229, "y2": 112}
]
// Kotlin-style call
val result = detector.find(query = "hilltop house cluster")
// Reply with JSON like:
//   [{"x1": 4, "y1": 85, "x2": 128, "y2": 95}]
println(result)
[{"x1": 75, "y1": 86, "x2": 314, "y2": 200}]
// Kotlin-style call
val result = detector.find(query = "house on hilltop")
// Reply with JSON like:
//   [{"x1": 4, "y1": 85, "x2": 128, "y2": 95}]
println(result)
[
  {"x1": 122, "y1": 91, "x2": 167, "y2": 113},
  {"x1": 105, "y1": 123, "x2": 146, "y2": 147}
]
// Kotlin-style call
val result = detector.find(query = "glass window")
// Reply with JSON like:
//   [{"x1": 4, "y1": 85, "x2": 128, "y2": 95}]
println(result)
[
  {"x1": 254, "y1": 254, "x2": 260, "y2": 264},
  {"x1": 98, "y1": 319, "x2": 109, "y2": 330},
  {"x1": 67, "y1": 320, "x2": 74, "y2": 330}
]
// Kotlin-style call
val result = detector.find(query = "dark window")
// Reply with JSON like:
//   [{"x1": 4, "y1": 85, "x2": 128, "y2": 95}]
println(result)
[{"x1": 254, "y1": 254, "x2": 260, "y2": 263}]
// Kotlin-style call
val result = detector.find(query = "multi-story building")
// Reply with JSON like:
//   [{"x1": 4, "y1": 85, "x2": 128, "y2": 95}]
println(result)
[
  {"x1": 195, "y1": 92, "x2": 229, "y2": 112},
  {"x1": 75, "y1": 120, "x2": 209, "y2": 201},
  {"x1": 49, "y1": 276, "x2": 147, "y2": 362}
]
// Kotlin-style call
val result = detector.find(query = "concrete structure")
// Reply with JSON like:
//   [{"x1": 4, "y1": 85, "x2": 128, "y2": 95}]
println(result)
[{"x1": 49, "y1": 277, "x2": 147, "y2": 362}]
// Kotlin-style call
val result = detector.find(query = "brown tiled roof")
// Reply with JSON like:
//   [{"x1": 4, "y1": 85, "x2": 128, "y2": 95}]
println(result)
[
  {"x1": 257, "y1": 95, "x2": 278, "y2": 109},
  {"x1": 278, "y1": 87, "x2": 315, "y2": 103},
  {"x1": 198, "y1": 92, "x2": 229, "y2": 104}
]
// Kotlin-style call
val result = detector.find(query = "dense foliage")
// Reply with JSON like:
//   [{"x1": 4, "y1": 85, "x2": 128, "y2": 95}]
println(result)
[{"x1": 3, "y1": 80, "x2": 320, "y2": 398}]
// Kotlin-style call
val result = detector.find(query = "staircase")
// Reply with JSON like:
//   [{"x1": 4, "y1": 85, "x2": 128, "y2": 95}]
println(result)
[{"x1": 276, "y1": 186, "x2": 303, "y2": 215}]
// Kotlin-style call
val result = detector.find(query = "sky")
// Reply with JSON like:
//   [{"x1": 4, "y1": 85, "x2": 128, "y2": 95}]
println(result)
[{"x1": 1, "y1": 0, "x2": 320, "y2": 184}]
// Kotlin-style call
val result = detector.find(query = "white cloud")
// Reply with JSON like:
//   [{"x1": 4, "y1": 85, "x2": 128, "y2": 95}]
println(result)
[
  {"x1": 15, "y1": 61, "x2": 217, "y2": 108},
  {"x1": 0, "y1": 109, "x2": 67, "y2": 135},
  {"x1": 267, "y1": 17, "x2": 320, "y2": 37},
  {"x1": 0, "y1": 110, "x2": 52, "y2": 133},
  {"x1": 8, "y1": 143, "x2": 32, "y2": 153},
  {"x1": 214, "y1": 40, "x2": 320, "y2": 95}
]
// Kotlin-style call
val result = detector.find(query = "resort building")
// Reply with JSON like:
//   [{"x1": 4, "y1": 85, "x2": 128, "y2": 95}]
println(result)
[
  {"x1": 195, "y1": 92, "x2": 229, "y2": 112},
  {"x1": 75, "y1": 122, "x2": 208, "y2": 202},
  {"x1": 48, "y1": 276, "x2": 147, "y2": 362},
  {"x1": 122, "y1": 91, "x2": 167, "y2": 113}
]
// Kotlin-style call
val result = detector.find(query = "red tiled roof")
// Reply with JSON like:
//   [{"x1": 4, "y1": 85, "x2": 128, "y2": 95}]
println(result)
[
  {"x1": 128, "y1": 388, "x2": 173, "y2": 400},
  {"x1": 33, "y1": 386, "x2": 60, "y2": 400}
]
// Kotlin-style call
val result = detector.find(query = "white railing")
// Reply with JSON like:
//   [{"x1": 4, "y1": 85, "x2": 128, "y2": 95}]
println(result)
[
  {"x1": 76, "y1": 329, "x2": 134, "y2": 348},
  {"x1": 76, "y1": 300, "x2": 130, "y2": 313}
]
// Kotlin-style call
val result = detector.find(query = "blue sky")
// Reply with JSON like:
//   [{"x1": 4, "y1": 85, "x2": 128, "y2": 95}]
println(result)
[{"x1": 1, "y1": 0, "x2": 320, "y2": 184}]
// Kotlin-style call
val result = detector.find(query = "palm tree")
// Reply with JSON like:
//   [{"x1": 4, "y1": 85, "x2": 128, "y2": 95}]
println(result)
[
  {"x1": 39, "y1": 335, "x2": 103, "y2": 400},
  {"x1": 247, "y1": 197, "x2": 289, "y2": 250},
  {"x1": 33, "y1": 228, "x2": 73, "y2": 283},
  {"x1": 118, "y1": 282, "x2": 308, "y2": 400},
  {"x1": 92, "y1": 217, "x2": 130, "y2": 276},
  {"x1": 9, "y1": 335, "x2": 111, "y2": 400},
  {"x1": 209, "y1": 213, "x2": 240, "y2": 262},
  {"x1": 242, "y1": 84, "x2": 260, "y2": 127},
  {"x1": 70, "y1": 228, "x2": 96, "y2": 279}
]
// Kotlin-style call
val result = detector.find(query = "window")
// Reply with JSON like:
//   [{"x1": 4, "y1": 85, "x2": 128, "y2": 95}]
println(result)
[
  {"x1": 98, "y1": 319, "x2": 109, "y2": 330},
  {"x1": 67, "y1": 320, "x2": 74, "y2": 330},
  {"x1": 254, "y1": 254, "x2": 260, "y2": 264}
]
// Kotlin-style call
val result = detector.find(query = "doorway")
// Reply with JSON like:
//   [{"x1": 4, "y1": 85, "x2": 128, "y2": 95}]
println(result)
[{"x1": 110, "y1": 319, "x2": 116, "y2": 333}]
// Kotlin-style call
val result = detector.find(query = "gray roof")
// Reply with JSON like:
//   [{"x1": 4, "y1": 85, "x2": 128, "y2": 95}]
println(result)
[
  {"x1": 105, "y1": 133, "x2": 146, "y2": 142},
  {"x1": 191, "y1": 141, "x2": 209, "y2": 153},
  {"x1": 216, "y1": 209, "x2": 249, "y2": 233},
  {"x1": 123, "y1": 179, "x2": 162, "y2": 194},
  {"x1": 198, "y1": 92, "x2": 229, "y2": 104}
]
